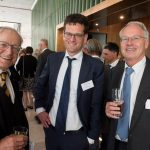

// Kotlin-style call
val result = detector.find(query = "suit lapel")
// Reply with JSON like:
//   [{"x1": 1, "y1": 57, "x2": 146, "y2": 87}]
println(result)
[
  {"x1": 51, "y1": 53, "x2": 65, "y2": 88},
  {"x1": 130, "y1": 58, "x2": 150, "y2": 131},
  {"x1": 111, "y1": 61, "x2": 125, "y2": 89},
  {"x1": 77, "y1": 54, "x2": 90, "y2": 102}
]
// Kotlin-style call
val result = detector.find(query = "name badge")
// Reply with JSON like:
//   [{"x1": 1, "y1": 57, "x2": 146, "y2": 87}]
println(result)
[
  {"x1": 81, "y1": 80, "x2": 94, "y2": 91},
  {"x1": 145, "y1": 99, "x2": 150, "y2": 109}
]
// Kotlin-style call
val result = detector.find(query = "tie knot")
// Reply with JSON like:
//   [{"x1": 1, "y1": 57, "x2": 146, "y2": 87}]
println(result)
[
  {"x1": 0, "y1": 72, "x2": 7, "y2": 81},
  {"x1": 126, "y1": 67, "x2": 134, "y2": 76},
  {"x1": 67, "y1": 56, "x2": 76, "y2": 64}
]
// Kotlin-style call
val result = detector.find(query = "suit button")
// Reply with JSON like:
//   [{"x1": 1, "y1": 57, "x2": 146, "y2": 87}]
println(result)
[{"x1": 129, "y1": 134, "x2": 132, "y2": 138}]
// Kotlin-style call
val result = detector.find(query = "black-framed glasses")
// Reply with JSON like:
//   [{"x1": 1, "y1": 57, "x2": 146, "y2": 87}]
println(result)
[
  {"x1": 0, "y1": 41, "x2": 21, "y2": 51},
  {"x1": 64, "y1": 32, "x2": 84, "y2": 39}
]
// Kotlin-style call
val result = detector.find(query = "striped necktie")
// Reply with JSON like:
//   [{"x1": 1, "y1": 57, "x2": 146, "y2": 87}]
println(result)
[{"x1": 0, "y1": 72, "x2": 10, "y2": 97}]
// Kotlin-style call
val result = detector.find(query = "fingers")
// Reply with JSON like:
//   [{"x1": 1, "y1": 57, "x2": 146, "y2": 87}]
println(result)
[
  {"x1": 37, "y1": 112, "x2": 51, "y2": 128},
  {"x1": 105, "y1": 102, "x2": 121, "y2": 119},
  {"x1": 0, "y1": 135, "x2": 28, "y2": 150}
]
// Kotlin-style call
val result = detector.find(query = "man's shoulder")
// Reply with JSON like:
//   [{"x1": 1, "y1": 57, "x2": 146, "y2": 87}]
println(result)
[{"x1": 47, "y1": 52, "x2": 65, "y2": 60}]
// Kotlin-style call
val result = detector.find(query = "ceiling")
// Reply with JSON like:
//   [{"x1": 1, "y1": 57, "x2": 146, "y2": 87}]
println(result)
[
  {"x1": 0, "y1": 0, "x2": 36, "y2": 10},
  {"x1": 88, "y1": 0, "x2": 150, "y2": 30}
]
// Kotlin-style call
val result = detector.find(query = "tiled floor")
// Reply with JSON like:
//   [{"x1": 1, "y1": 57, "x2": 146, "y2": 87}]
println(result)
[{"x1": 25, "y1": 110, "x2": 46, "y2": 150}]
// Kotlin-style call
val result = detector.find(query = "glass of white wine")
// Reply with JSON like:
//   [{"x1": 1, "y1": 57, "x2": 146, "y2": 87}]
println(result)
[{"x1": 13, "y1": 126, "x2": 28, "y2": 135}]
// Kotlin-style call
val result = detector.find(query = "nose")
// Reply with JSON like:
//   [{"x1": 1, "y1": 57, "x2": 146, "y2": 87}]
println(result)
[
  {"x1": 5, "y1": 46, "x2": 13, "y2": 55},
  {"x1": 126, "y1": 37, "x2": 133, "y2": 45},
  {"x1": 70, "y1": 35, "x2": 76, "y2": 41}
]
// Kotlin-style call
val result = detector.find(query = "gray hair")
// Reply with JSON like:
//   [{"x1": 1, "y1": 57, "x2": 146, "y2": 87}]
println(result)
[
  {"x1": 86, "y1": 39, "x2": 102, "y2": 57},
  {"x1": 119, "y1": 21, "x2": 149, "y2": 39},
  {"x1": 0, "y1": 26, "x2": 23, "y2": 45}
]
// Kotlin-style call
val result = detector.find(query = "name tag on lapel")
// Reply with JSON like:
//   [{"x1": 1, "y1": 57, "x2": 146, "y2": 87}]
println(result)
[
  {"x1": 145, "y1": 99, "x2": 150, "y2": 109},
  {"x1": 81, "y1": 80, "x2": 94, "y2": 91}
]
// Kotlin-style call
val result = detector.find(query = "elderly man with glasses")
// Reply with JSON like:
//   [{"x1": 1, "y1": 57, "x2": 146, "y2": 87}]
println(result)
[
  {"x1": 105, "y1": 21, "x2": 150, "y2": 150},
  {"x1": 0, "y1": 27, "x2": 28, "y2": 149}
]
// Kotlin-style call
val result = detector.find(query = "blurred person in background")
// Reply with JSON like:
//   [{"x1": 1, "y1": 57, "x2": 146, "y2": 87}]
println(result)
[
  {"x1": 102, "y1": 42, "x2": 120, "y2": 68},
  {"x1": 84, "y1": 38, "x2": 103, "y2": 62},
  {"x1": 16, "y1": 46, "x2": 37, "y2": 111},
  {"x1": 34, "y1": 39, "x2": 54, "y2": 124},
  {"x1": 14, "y1": 48, "x2": 26, "y2": 69}
]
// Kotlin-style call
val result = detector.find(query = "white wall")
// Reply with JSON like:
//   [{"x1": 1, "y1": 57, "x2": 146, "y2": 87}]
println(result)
[{"x1": 0, "y1": 7, "x2": 31, "y2": 48}]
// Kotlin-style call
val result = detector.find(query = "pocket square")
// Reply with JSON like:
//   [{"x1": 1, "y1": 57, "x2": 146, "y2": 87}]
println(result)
[{"x1": 145, "y1": 99, "x2": 150, "y2": 109}]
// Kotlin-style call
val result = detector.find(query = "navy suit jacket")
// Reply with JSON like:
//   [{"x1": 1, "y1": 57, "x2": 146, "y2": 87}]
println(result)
[
  {"x1": 34, "y1": 52, "x2": 104, "y2": 139},
  {"x1": 107, "y1": 57, "x2": 150, "y2": 150}
]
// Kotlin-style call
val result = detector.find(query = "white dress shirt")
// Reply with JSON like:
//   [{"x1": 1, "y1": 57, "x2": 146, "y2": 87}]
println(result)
[
  {"x1": 119, "y1": 56, "x2": 146, "y2": 125},
  {"x1": 36, "y1": 51, "x2": 83, "y2": 131},
  {"x1": 116, "y1": 57, "x2": 146, "y2": 141},
  {"x1": 110, "y1": 59, "x2": 119, "y2": 68}
]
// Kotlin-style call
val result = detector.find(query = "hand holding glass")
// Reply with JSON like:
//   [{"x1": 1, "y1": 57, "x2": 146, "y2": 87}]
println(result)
[
  {"x1": 112, "y1": 88, "x2": 124, "y2": 117},
  {"x1": 13, "y1": 126, "x2": 28, "y2": 135}
]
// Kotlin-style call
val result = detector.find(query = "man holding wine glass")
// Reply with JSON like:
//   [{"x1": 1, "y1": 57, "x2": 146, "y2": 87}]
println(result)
[
  {"x1": 105, "y1": 21, "x2": 150, "y2": 150},
  {"x1": 0, "y1": 27, "x2": 28, "y2": 149}
]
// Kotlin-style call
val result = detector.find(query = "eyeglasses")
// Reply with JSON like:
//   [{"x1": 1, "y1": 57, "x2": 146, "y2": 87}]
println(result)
[
  {"x1": 64, "y1": 32, "x2": 84, "y2": 39},
  {"x1": 0, "y1": 41, "x2": 21, "y2": 51},
  {"x1": 120, "y1": 35, "x2": 146, "y2": 43}
]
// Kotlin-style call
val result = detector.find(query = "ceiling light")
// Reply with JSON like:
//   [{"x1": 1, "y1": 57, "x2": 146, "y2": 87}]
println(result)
[
  {"x1": 119, "y1": 15, "x2": 124, "y2": 20},
  {"x1": 95, "y1": 23, "x2": 99, "y2": 26}
]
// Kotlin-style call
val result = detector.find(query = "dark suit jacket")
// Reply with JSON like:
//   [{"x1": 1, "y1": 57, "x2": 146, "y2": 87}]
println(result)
[
  {"x1": 34, "y1": 52, "x2": 104, "y2": 139},
  {"x1": 107, "y1": 57, "x2": 150, "y2": 150},
  {"x1": 0, "y1": 66, "x2": 29, "y2": 145},
  {"x1": 35, "y1": 49, "x2": 54, "y2": 78}
]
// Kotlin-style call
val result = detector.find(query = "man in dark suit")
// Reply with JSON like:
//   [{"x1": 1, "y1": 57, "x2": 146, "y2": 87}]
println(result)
[
  {"x1": 35, "y1": 39, "x2": 54, "y2": 78},
  {"x1": 102, "y1": 42, "x2": 120, "y2": 68},
  {"x1": 0, "y1": 27, "x2": 28, "y2": 149},
  {"x1": 34, "y1": 14, "x2": 104, "y2": 150},
  {"x1": 34, "y1": 39, "x2": 54, "y2": 123},
  {"x1": 105, "y1": 21, "x2": 150, "y2": 150}
]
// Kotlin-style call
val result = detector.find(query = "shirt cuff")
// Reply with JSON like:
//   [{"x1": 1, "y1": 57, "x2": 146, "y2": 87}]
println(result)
[
  {"x1": 36, "y1": 107, "x2": 46, "y2": 115},
  {"x1": 87, "y1": 137, "x2": 94, "y2": 144}
]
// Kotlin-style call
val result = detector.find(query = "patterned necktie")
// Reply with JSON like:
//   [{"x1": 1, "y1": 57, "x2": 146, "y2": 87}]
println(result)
[
  {"x1": 55, "y1": 57, "x2": 75, "y2": 133},
  {"x1": 116, "y1": 67, "x2": 134, "y2": 141},
  {"x1": 0, "y1": 72, "x2": 10, "y2": 97}
]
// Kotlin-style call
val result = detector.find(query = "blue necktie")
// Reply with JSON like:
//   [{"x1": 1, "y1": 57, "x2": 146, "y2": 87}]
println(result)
[
  {"x1": 55, "y1": 57, "x2": 75, "y2": 133},
  {"x1": 116, "y1": 67, "x2": 134, "y2": 141}
]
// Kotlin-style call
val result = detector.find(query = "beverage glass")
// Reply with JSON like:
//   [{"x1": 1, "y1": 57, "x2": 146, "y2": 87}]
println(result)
[
  {"x1": 13, "y1": 126, "x2": 28, "y2": 135},
  {"x1": 112, "y1": 88, "x2": 124, "y2": 117}
]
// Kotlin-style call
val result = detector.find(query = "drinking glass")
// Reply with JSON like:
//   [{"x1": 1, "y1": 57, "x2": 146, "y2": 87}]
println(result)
[
  {"x1": 112, "y1": 88, "x2": 124, "y2": 117},
  {"x1": 13, "y1": 126, "x2": 28, "y2": 135}
]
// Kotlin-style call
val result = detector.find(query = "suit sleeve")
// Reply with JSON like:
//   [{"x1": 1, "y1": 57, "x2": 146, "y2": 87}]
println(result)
[
  {"x1": 34, "y1": 59, "x2": 50, "y2": 109},
  {"x1": 88, "y1": 61, "x2": 104, "y2": 139}
]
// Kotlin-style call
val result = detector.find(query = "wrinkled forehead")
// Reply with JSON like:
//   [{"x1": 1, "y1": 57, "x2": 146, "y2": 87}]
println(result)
[
  {"x1": 121, "y1": 24, "x2": 144, "y2": 36},
  {"x1": 0, "y1": 28, "x2": 22, "y2": 45}
]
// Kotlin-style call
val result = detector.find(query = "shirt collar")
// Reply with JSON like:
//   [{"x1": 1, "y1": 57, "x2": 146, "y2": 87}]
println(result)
[
  {"x1": 125, "y1": 56, "x2": 146, "y2": 74},
  {"x1": 41, "y1": 48, "x2": 48, "y2": 53},
  {"x1": 110, "y1": 59, "x2": 119, "y2": 68},
  {"x1": 65, "y1": 50, "x2": 83, "y2": 61},
  {"x1": 0, "y1": 69, "x2": 11, "y2": 76}
]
